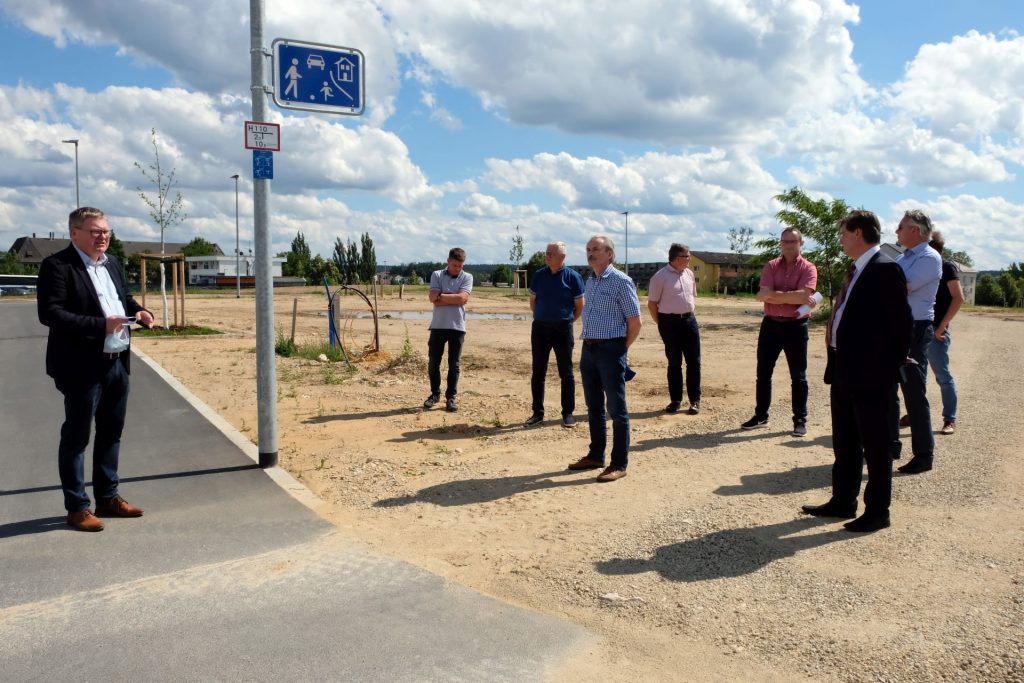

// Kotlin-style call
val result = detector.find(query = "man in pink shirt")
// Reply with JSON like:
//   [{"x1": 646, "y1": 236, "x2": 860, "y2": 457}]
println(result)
[
  {"x1": 647, "y1": 243, "x2": 701, "y2": 415},
  {"x1": 741, "y1": 228, "x2": 819, "y2": 436}
]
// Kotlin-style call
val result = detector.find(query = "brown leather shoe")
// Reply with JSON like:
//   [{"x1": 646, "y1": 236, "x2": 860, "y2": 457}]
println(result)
[
  {"x1": 940, "y1": 420, "x2": 955, "y2": 435},
  {"x1": 596, "y1": 467, "x2": 627, "y2": 482},
  {"x1": 567, "y1": 456, "x2": 604, "y2": 471},
  {"x1": 95, "y1": 495, "x2": 144, "y2": 517},
  {"x1": 67, "y1": 509, "x2": 105, "y2": 532}
]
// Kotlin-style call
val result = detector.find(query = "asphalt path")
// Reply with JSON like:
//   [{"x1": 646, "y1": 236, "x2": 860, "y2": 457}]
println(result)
[{"x1": 0, "y1": 301, "x2": 591, "y2": 681}]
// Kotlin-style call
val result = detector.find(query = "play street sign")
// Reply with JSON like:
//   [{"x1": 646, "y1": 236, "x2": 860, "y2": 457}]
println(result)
[
  {"x1": 245, "y1": 121, "x2": 280, "y2": 151},
  {"x1": 272, "y1": 38, "x2": 365, "y2": 116},
  {"x1": 253, "y1": 150, "x2": 273, "y2": 180}
]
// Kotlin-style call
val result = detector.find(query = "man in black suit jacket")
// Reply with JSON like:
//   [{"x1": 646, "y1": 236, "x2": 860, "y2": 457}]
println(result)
[
  {"x1": 802, "y1": 210, "x2": 912, "y2": 532},
  {"x1": 37, "y1": 207, "x2": 154, "y2": 532}
]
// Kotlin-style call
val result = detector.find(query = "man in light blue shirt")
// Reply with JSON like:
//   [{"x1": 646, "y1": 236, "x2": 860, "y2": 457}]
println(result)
[
  {"x1": 567, "y1": 235, "x2": 642, "y2": 482},
  {"x1": 894, "y1": 209, "x2": 942, "y2": 474}
]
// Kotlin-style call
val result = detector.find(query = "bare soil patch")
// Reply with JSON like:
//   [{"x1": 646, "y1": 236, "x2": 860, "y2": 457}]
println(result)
[{"x1": 135, "y1": 287, "x2": 1024, "y2": 682}]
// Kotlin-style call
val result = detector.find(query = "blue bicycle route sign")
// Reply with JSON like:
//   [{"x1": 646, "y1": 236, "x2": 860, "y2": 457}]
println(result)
[{"x1": 272, "y1": 38, "x2": 365, "y2": 116}]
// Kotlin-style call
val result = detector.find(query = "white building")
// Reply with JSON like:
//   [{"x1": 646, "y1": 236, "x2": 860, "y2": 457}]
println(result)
[{"x1": 185, "y1": 254, "x2": 285, "y2": 285}]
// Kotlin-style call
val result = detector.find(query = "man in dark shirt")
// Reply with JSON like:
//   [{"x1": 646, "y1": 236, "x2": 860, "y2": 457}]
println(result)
[
  {"x1": 525, "y1": 242, "x2": 585, "y2": 428},
  {"x1": 923, "y1": 231, "x2": 964, "y2": 435}
]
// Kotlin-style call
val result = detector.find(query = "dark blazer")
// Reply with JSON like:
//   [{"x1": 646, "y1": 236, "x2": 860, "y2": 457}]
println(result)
[
  {"x1": 37, "y1": 245, "x2": 147, "y2": 388},
  {"x1": 824, "y1": 251, "x2": 912, "y2": 393}
]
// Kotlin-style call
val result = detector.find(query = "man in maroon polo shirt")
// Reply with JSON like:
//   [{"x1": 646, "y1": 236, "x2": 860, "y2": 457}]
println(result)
[{"x1": 741, "y1": 228, "x2": 819, "y2": 436}]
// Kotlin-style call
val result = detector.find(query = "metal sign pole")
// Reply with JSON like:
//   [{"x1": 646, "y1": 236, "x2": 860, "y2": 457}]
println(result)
[{"x1": 250, "y1": 0, "x2": 277, "y2": 468}]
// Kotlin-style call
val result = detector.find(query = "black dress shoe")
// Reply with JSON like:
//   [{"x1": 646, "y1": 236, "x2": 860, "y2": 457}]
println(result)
[
  {"x1": 524, "y1": 413, "x2": 544, "y2": 427},
  {"x1": 664, "y1": 401, "x2": 681, "y2": 414},
  {"x1": 843, "y1": 515, "x2": 891, "y2": 532},
  {"x1": 897, "y1": 456, "x2": 933, "y2": 474},
  {"x1": 801, "y1": 502, "x2": 857, "y2": 519}
]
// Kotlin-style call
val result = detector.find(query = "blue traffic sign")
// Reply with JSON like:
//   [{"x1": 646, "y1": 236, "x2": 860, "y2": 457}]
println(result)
[
  {"x1": 253, "y1": 150, "x2": 273, "y2": 180},
  {"x1": 272, "y1": 38, "x2": 364, "y2": 116}
]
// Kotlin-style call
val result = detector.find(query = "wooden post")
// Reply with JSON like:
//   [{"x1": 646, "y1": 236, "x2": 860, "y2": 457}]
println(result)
[
  {"x1": 399, "y1": 283, "x2": 404, "y2": 299},
  {"x1": 140, "y1": 258, "x2": 147, "y2": 309},
  {"x1": 179, "y1": 259, "x2": 186, "y2": 327},
  {"x1": 290, "y1": 297, "x2": 298, "y2": 345},
  {"x1": 171, "y1": 258, "x2": 179, "y2": 327}
]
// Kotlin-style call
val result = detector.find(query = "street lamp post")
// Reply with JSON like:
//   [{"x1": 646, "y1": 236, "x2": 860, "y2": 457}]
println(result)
[
  {"x1": 621, "y1": 211, "x2": 629, "y2": 277},
  {"x1": 231, "y1": 174, "x2": 241, "y2": 298},
  {"x1": 62, "y1": 139, "x2": 80, "y2": 207}
]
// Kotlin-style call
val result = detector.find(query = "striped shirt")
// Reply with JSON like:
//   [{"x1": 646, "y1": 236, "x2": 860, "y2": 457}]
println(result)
[{"x1": 581, "y1": 266, "x2": 641, "y2": 339}]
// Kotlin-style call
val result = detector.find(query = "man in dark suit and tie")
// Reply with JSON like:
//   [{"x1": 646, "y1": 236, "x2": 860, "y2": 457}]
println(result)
[
  {"x1": 38, "y1": 207, "x2": 154, "y2": 532},
  {"x1": 802, "y1": 210, "x2": 912, "y2": 532}
]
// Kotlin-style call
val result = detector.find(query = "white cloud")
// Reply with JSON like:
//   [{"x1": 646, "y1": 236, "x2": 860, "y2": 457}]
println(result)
[
  {"x1": 779, "y1": 110, "x2": 1012, "y2": 190},
  {"x1": 886, "y1": 194, "x2": 1024, "y2": 270},
  {"x1": 484, "y1": 148, "x2": 780, "y2": 221},
  {"x1": 3, "y1": 0, "x2": 401, "y2": 125},
  {"x1": 456, "y1": 192, "x2": 536, "y2": 219},
  {"x1": 382, "y1": 0, "x2": 868, "y2": 143},
  {"x1": 889, "y1": 31, "x2": 1024, "y2": 141}
]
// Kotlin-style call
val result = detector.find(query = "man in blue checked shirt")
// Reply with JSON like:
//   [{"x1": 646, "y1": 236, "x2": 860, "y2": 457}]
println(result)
[
  {"x1": 567, "y1": 235, "x2": 642, "y2": 482},
  {"x1": 893, "y1": 209, "x2": 942, "y2": 475}
]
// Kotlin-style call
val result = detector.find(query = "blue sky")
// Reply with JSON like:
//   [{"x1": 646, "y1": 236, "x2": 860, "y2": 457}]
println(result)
[{"x1": 1, "y1": 1, "x2": 1021, "y2": 269}]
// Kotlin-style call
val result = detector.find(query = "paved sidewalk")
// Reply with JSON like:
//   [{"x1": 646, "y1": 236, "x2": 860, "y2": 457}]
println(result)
[{"x1": 0, "y1": 302, "x2": 592, "y2": 681}]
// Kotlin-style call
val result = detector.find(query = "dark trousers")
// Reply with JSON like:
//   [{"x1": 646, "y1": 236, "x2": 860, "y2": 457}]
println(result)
[
  {"x1": 56, "y1": 359, "x2": 130, "y2": 513},
  {"x1": 898, "y1": 321, "x2": 935, "y2": 458},
  {"x1": 754, "y1": 317, "x2": 809, "y2": 421},
  {"x1": 830, "y1": 382, "x2": 898, "y2": 519},
  {"x1": 530, "y1": 320, "x2": 576, "y2": 416},
  {"x1": 657, "y1": 314, "x2": 701, "y2": 404},
  {"x1": 427, "y1": 329, "x2": 466, "y2": 399},
  {"x1": 580, "y1": 339, "x2": 629, "y2": 469}
]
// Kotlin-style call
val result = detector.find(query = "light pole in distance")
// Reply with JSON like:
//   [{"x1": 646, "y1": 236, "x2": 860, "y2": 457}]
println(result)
[
  {"x1": 231, "y1": 174, "x2": 241, "y2": 297},
  {"x1": 62, "y1": 139, "x2": 80, "y2": 207}
]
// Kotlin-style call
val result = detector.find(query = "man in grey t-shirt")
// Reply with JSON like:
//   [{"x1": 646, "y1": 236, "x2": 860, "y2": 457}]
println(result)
[{"x1": 424, "y1": 247, "x2": 473, "y2": 412}]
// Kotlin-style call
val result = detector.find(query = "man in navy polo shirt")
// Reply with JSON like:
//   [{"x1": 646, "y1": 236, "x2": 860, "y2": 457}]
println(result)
[
  {"x1": 567, "y1": 235, "x2": 642, "y2": 483},
  {"x1": 525, "y1": 241, "x2": 585, "y2": 428}
]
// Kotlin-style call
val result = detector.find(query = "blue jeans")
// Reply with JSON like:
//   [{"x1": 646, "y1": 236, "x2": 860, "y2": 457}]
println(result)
[
  {"x1": 57, "y1": 359, "x2": 130, "y2": 513},
  {"x1": 580, "y1": 339, "x2": 630, "y2": 469},
  {"x1": 925, "y1": 328, "x2": 957, "y2": 422},
  {"x1": 530, "y1": 321, "x2": 575, "y2": 416},
  {"x1": 427, "y1": 329, "x2": 465, "y2": 399},
  {"x1": 754, "y1": 317, "x2": 809, "y2": 421}
]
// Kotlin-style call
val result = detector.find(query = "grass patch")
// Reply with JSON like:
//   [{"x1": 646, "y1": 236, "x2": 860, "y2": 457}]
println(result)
[{"x1": 134, "y1": 325, "x2": 221, "y2": 337}]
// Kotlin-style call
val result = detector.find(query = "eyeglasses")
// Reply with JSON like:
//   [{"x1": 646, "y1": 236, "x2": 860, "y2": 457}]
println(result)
[{"x1": 75, "y1": 228, "x2": 111, "y2": 239}]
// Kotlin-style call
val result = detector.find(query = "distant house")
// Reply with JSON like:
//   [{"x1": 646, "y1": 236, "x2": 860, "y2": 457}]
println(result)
[
  {"x1": 185, "y1": 254, "x2": 285, "y2": 285},
  {"x1": 880, "y1": 243, "x2": 976, "y2": 305},
  {"x1": 689, "y1": 251, "x2": 758, "y2": 292},
  {"x1": 7, "y1": 233, "x2": 221, "y2": 271}
]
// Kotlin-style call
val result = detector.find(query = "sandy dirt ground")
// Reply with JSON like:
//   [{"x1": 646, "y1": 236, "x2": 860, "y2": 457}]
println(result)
[{"x1": 132, "y1": 286, "x2": 1023, "y2": 682}]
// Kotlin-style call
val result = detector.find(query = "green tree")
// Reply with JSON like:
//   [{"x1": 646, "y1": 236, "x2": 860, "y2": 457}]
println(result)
[
  {"x1": 975, "y1": 274, "x2": 1005, "y2": 306},
  {"x1": 332, "y1": 237, "x2": 350, "y2": 284},
  {"x1": 525, "y1": 250, "x2": 545, "y2": 283},
  {"x1": 284, "y1": 231, "x2": 312, "y2": 280},
  {"x1": 0, "y1": 250, "x2": 30, "y2": 275},
  {"x1": 408, "y1": 270, "x2": 422, "y2": 285},
  {"x1": 182, "y1": 236, "x2": 217, "y2": 257},
  {"x1": 771, "y1": 187, "x2": 850, "y2": 305},
  {"x1": 135, "y1": 127, "x2": 187, "y2": 328},
  {"x1": 945, "y1": 249, "x2": 974, "y2": 267},
  {"x1": 997, "y1": 272, "x2": 1022, "y2": 307},
  {"x1": 358, "y1": 232, "x2": 377, "y2": 283},
  {"x1": 509, "y1": 225, "x2": 524, "y2": 269},
  {"x1": 727, "y1": 226, "x2": 755, "y2": 253},
  {"x1": 492, "y1": 264, "x2": 513, "y2": 286},
  {"x1": 308, "y1": 254, "x2": 340, "y2": 285},
  {"x1": 1007, "y1": 262, "x2": 1024, "y2": 279}
]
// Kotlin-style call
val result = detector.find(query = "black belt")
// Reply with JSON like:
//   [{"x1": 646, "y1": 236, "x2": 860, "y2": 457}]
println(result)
[
  {"x1": 583, "y1": 337, "x2": 625, "y2": 346},
  {"x1": 659, "y1": 312, "x2": 693, "y2": 319},
  {"x1": 766, "y1": 315, "x2": 803, "y2": 323},
  {"x1": 103, "y1": 350, "x2": 127, "y2": 360}
]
